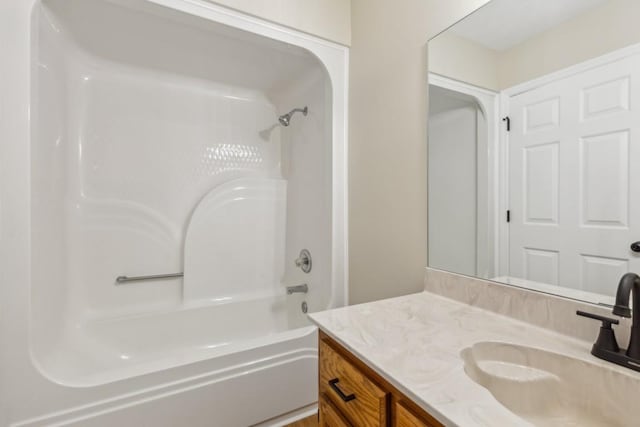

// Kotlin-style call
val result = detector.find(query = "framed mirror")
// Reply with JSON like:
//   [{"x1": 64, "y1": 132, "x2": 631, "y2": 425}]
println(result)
[{"x1": 427, "y1": 0, "x2": 640, "y2": 305}]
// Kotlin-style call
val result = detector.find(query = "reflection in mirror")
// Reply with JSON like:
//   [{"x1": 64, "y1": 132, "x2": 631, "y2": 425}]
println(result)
[{"x1": 427, "y1": 0, "x2": 640, "y2": 305}]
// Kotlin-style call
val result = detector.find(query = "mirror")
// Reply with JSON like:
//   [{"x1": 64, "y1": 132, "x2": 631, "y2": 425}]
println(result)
[{"x1": 427, "y1": 0, "x2": 640, "y2": 305}]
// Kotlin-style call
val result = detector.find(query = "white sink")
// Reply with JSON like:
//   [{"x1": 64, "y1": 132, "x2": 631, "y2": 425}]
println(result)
[{"x1": 461, "y1": 342, "x2": 640, "y2": 426}]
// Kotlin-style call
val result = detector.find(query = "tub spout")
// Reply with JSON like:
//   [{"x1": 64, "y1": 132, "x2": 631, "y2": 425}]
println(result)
[{"x1": 286, "y1": 284, "x2": 308, "y2": 295}]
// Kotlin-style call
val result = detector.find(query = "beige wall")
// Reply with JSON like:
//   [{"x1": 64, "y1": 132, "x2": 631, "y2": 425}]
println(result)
[
  {"x1": 499, "y1": 0, "x2": 640, "y2": 88},
  {"x1": 430, "y1": 0, "x2": 640, "y2": 91},
  {"x1": 349, "y1": 0, "x2": 489, "y2": 304},
  {"x1": 206, "y1": 0, "x2": 351, "y2": 45},
  {"x1": 429, "y1": 31, "x2": 500, "y2": 91}
]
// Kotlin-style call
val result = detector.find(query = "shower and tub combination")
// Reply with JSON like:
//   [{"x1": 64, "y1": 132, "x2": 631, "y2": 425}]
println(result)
[{"x1": 0, "y1": 0, "x2": 347, "y2": 426}]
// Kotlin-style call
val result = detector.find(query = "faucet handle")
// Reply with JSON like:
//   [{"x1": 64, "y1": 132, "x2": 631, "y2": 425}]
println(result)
[
  {"x1": 577, "y1": 310, "x2": 620, "y2": 353},
  {"x1": 576, "y1": 310, "x2": 619, "y2": 326},
  {"x1": 294, "y1": 249, "x2": 312, "y2": 273}
]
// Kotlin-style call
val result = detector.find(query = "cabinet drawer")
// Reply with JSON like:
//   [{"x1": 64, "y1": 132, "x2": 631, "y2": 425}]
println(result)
[
  {"x1": 320, "y1": 394, "x2": 353, "y2": 427},
  {"x1": 395, "y1": 401, "x2": 430, "y2": 427},
  {"x1": 319, "y1": 340, "x2": 388, "y2": 426}
]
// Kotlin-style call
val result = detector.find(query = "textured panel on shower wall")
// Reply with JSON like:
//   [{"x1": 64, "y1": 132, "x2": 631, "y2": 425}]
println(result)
[
  {"x1": 74, "y1": 68, "x2": 282, "y2": 313},
  {"x1": 183, "y1": 178, "x2": 287, "y2": 302},
  {"x1": 81, "y1": 72, "x2": 280, "y2": 225}
]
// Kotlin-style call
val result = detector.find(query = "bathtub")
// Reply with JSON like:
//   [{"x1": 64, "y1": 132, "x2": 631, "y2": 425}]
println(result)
[
  {"x1": 36, "y1": 295, "x2": 317, "y2": 388},
  {"x1": 0, "y1": 0, "x2": 347, "y2": 425},
  {"x1": 28, "y1": 296, "x2": 320, "y2": 426}
]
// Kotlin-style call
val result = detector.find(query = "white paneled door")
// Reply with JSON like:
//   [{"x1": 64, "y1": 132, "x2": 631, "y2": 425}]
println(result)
[{"x1": 508, "y1": 54, "x2": 640, "y2": 294}]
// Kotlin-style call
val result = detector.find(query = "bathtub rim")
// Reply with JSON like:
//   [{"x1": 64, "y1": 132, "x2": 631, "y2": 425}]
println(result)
[
  {"x1": 31, "y1": 323, "x2": 319, "y2": 389},
  {"x1": 14, "y1": 326, "x2": 320, "y2": 426}
]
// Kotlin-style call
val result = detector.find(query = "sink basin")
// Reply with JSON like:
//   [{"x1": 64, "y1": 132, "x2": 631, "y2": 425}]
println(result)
[{"x1": 461, "y1": 342, "x2": 640, "y2": 426}]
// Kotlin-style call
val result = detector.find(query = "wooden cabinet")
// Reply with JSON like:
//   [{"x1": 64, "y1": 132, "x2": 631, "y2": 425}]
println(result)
[
  {"x1": 319, "y1": 395, "x2": 352, "y2": 427},
  {"x1": 319, "y1": 332, "x2": 443, "y2": 427},
  {"x1": 395, "y1": 402, "x2": 432, "y2": 427},
  {"x1": 319, "y1": 339, "x2": 387, "y2": 425}
]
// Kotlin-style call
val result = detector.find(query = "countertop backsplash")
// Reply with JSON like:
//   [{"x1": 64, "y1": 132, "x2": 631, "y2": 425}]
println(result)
[{"x1": 425, "y1": 267, "x2": 632, "y2": 348}]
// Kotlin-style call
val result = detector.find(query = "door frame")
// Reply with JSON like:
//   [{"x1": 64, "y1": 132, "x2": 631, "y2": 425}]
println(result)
[{"x1": 428, "y1": 73, "x2": 500, "y2": 276}]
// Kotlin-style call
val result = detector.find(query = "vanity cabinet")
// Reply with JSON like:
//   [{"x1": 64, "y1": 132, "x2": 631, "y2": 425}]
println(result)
[
  {"x1": 319, "y1": 396, "x2": 352, "y2": 427},
  {"x1": 319, "y1": 332, "x2": 443, "y2": 427}
]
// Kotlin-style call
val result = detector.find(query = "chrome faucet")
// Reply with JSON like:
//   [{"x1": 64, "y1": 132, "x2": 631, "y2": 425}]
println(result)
[
  {"x1": 577, "y1": 272, "x2": 640, "y2": 372},
  {"x1": 286, "y1": 284, "x2": 308, "y2": 295}
]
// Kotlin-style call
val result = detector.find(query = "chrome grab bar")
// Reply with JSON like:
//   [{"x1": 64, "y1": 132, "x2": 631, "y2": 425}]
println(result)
[
  {"x1": 286, "y1": 284, "x2": 308, "y2": 294},
  {"x1": 116, "y1": 272, "x2": 183, "y2": 285}
]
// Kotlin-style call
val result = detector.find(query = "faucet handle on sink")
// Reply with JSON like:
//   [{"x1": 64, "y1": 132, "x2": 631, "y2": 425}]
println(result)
[
  {"x1": 576, "y1": 310, "x2": 620, "y2": 353},
  {"x1": 576, "y1": 310, "x2": 619, "y2": 326}
]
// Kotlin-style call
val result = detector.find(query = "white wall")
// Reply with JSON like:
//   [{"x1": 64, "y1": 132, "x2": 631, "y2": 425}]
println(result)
[
  {"x1": 206, "y1": 0, "x2": 351, "y2": 45},
  {"x1": 428, "y1": 104, "x2": 478, "y2": 277},
  {"x1": 349, "y1": 0, "x2": 490, "y2": 304}
]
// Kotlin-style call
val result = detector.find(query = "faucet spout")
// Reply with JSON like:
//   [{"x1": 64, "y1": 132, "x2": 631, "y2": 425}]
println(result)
[
  {"x1": 286, "y1": 284, "x2": 308, "y2": 295},
  {"x1": 613, "y1": 273, "x2": 639, "y2": 317},
  {"x1": 613, "y1": 273, "x2": 640, "y2": 359}
]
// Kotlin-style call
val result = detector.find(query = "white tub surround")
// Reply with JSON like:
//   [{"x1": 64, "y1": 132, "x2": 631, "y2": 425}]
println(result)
[
  {"x1": 308, "y1": 290, "x2": 640, "y2": 426},
  {"x1": 0, "y1": 0, "x2": 347, "y2": 425}
]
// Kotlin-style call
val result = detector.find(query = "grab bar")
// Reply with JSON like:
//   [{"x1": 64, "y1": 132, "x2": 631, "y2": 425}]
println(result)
[{"x1": 115, "y1": 272, "x2": 183, "y2": 285}]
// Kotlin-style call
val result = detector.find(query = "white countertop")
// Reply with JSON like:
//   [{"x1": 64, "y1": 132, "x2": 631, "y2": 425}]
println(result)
[{"x1": 308, "y1": 291, "x2": 635, "y2": 427}]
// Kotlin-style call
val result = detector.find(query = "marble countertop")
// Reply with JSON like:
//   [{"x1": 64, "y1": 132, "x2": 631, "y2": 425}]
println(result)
[{"x1": 308, "y1": 291, "x2": 638, "y2": 427}]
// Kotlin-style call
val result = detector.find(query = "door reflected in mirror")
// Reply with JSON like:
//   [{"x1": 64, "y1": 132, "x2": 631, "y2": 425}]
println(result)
[{"x1": 427, "y1": 0, "x2": 640, "y2": 305}]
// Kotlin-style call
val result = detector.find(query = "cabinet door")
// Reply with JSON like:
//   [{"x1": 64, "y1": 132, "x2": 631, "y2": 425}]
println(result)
[
  {"x1": 395, "y1": 402, "x2": 430, "y2": 427},
  {"x1": 320, "y1": 395, "x2": 352, "y2": 427}
]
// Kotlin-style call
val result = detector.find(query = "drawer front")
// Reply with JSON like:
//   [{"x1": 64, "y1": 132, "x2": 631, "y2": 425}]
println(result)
[
  {"x1": 320, "y1": 395, "x2": 353, "y2": 427},
  {"x1": 319, "y1": 340, "x2": 388, "y2": 426},
  {"x1": 395, "y1": 402, "x2": 430, "y2": 427}
]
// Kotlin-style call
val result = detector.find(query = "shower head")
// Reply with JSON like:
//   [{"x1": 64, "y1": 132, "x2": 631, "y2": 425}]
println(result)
[{"x1": 278, "y1": 106, "x2": 308, "y2": 127}]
